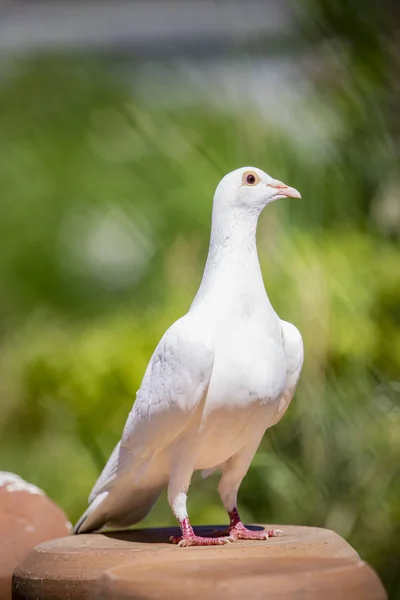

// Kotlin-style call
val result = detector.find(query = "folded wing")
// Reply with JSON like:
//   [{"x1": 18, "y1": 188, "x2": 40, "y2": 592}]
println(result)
[
  {"x1": 271, "y1": 320, "x2": 304, "y2": 427},
  {"x1": 75, "y1": 315, "x2": 214, "y2": 533}
]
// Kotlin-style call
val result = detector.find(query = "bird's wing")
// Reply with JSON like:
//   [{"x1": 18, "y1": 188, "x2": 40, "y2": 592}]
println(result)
[
  {"x1": 281, "y1": 320, "x2": 303, "y2": 390},
  {"x1": 88, "y1": 440, "x2": 126, "y2": 503},
  {"x1": 88, "y1": 314, "x2": 214, "y2": 502},
  {"x1": 271, "y1": 320, "x2": 303, "y2": 426}
]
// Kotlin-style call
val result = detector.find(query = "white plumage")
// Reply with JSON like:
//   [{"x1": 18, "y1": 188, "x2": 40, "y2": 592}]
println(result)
[{"x1": 75, "y1": 166, "x2": 303, "y2": 546}]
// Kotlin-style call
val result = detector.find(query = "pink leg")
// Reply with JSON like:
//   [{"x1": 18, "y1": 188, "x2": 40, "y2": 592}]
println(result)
[
  {"x1": 218, "y1": 507, "x2": 284, "y2": 541},
  {"x1": 169, "y1": 517, "x2": 235, "y2": 547}
]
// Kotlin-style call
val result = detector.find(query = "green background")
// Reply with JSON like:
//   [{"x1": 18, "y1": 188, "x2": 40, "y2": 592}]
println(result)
[{"x1": 0, "y1": 3, "x2": 399, "y2": 597}]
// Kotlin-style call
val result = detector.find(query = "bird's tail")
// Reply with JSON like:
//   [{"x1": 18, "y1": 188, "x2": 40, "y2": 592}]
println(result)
[
  {"x1": 74, "y1": 482, "x2": 166, "y2": 534},
  {"x1": 74, "y1": 442, "x2": 169, "y2": 534},
  {"x1": 74, "y1": 491, "x2": 109, "y2": 534}
]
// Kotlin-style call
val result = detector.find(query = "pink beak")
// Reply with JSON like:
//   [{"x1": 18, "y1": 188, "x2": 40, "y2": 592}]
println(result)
[{"x1": 267, "y1": 180, "x2": 301, "y2": 199}]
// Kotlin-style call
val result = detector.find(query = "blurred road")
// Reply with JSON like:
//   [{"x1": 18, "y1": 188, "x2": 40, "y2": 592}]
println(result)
[{"x1": 0, "y1": 1, "x2": 294, "y2": 54}]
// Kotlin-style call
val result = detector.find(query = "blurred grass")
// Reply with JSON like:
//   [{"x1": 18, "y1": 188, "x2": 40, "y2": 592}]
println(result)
[{"x1": 0, "y1": 55, "x2": 399, "y2": 597}]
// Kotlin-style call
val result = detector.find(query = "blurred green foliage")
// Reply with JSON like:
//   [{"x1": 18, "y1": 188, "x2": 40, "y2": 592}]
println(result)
[{"x1": 0, "y1": 53, "x2": 399, "y2": 598}]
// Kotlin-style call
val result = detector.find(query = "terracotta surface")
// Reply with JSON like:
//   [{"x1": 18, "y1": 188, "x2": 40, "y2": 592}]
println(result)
[
  {"x1": 0, "y1": 472, "x2": 71, "y2": 600},
  {"x1": 94, "y1": 556, "x2": 387, "y2": 600},
  {"x1": 12, "y1": 524, "x2": 364, "y2": 600}
]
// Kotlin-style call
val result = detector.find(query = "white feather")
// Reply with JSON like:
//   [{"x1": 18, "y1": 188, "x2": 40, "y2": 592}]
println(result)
[{"x1": 75, "y1": 166, "x2": 303, "y2": 534}]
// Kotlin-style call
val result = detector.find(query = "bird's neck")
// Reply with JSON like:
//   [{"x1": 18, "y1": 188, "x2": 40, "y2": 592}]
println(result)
[{"x1": 191, "y1": 205, "x2": 270, "y2": 311}]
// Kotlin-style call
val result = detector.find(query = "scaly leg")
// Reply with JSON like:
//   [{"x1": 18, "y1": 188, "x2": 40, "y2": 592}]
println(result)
[
  {"x1": 168, "y1": 460, "x2": 234, "y2": 547},
  {"x1": 218, "y1": 440, "x2": 284, "y2": 541}
]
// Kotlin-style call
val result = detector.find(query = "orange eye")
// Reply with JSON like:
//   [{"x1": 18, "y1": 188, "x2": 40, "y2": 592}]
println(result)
[{"x1": 242, "y1": 171, "x2": 260, "y2": 186}]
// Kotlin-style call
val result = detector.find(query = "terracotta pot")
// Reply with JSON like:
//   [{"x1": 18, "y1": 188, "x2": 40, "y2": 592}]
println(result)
[
  {"x1": 94, "y1": 555, "x2": 387, "y2": 600},
  {"x1": 0, "y1": 472, "x2": 70, "y2": 600},
  {"x1": 12, "y1": 524, "x2": 367, "y2": 600}
]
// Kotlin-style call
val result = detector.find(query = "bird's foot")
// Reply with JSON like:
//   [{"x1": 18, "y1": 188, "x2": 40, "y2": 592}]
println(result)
[
  {"x1": 229, "y1": 522, "x2": 284, "y2": 541},
  {"x1": 216, "y1": 508, "x2": 284, "y2": 541},
  {"x1": 169, "y1": 533, "x2": 235, "y2": 547}
]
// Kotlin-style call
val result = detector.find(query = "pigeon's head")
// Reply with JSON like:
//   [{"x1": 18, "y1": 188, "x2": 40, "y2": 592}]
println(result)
[{"x1": 214, "y1": 166, "x2": 301, "y2": 214}]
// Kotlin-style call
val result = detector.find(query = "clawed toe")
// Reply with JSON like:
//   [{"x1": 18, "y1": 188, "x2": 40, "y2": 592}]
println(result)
[
  {"x1": 229, "y1": 524, "x2": 285, "y2": 541},
  {"x1": 216, "y1": 535, "x2": 233, "y2": 545},
  {"x1": 269, "y1": 528, "x2": 284, "y2": 537},
  {"x1": 224, "y1": 535, "x2": 236, "y2": 543},
  {"x1": 169, "y1": 535, "x2": 181, "y2": 545}
]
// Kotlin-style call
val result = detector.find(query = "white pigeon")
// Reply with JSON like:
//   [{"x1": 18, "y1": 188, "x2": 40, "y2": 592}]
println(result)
[{"x1": 74, "y1": 166, "x2": 304, "y2": 547}]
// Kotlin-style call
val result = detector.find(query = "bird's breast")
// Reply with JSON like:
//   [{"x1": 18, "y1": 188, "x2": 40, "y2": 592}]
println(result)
[
  {"x1": 192, "y1": 307, "x2": 287, "y2": 469},
  {"x1": 206, "y1": 323, "x2": 286, "y2": 412},
  {"x1": 193, "y1": 332, "x2": 286, "y2": 470}
]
